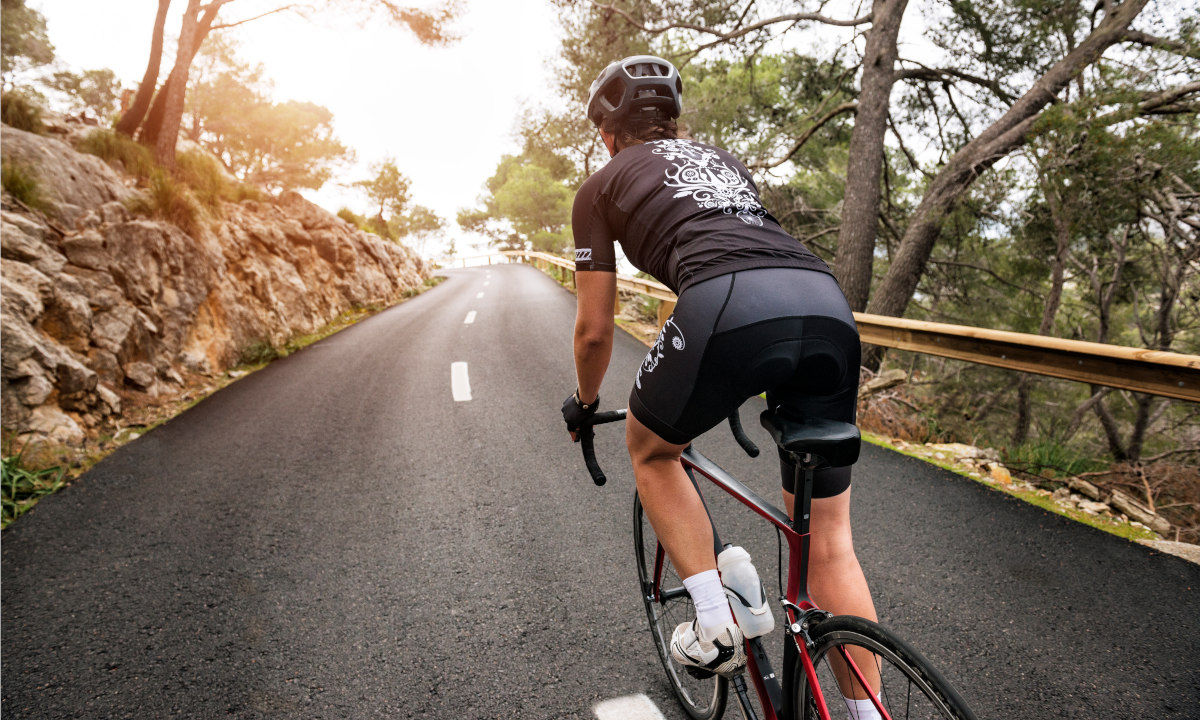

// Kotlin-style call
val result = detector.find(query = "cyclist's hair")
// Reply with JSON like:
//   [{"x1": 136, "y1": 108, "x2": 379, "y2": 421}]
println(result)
[{"x1": 601, "y1": 110, "x2": 684, "y2": 151}]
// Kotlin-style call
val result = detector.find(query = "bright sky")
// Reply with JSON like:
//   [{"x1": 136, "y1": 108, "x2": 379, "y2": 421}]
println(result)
[{"x1": 38, "y1": 1, "x2": 564, "y2": 259}]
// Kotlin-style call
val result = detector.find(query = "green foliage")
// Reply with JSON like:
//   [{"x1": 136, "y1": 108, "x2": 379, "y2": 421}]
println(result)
[
  {"x1": 0, "y1": 0, "x2": 54, "y2": 80},
  {"x1": 45, "y1": 68, "x2": 122, "y2": 119},
  {"x1": 186, "y1": 38, "x2": 351, "y2": 191},
  {"x1": 354, "y1": 158, "x2": 411, "y2": 218},
  {"x1": 2, "y1": 452, "x2": 66, "y2": 529},
  {"x1": 236, "y1": 340, "x2": 281, "y2": 366},
  {"x1": 458, "y1": 155, "x2": 573, "y2": 252},
  {"x1": 1, "y1": 160, "x2": 48, "y2": 211},
  {"x1": 126, "y1": 170, "x2": 204, "y2": 236},
  {"x1": 77, "y1": 128, "x2": 157, "y2": 180},
  {"x1": 1, "y1": 90, "x2": 43, "y2": 132}
]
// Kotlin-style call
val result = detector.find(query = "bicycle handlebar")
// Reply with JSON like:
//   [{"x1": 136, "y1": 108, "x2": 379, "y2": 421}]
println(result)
[
  {"x1": 575, "y1": 407, "x2": 760, "y2": 486},
  {"x1": 576, "y1": 410, "x2": 627, "y2": 486}
]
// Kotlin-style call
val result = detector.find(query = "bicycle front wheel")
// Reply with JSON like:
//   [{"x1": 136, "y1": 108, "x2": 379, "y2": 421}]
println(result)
[
  {"x1": 793, "y1": 615, "x2": 976, "y2": 720},
  {"x1": 633, "y1": 492, "x2": 728, "y2": 720}
]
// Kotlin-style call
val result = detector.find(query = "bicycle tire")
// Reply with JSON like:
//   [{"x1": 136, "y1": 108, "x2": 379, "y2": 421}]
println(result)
[
  {"x1": 633, "y1": 492, "x2": 728, "y2": 720},
  {"x1": 791, "y1": 615, "x2": 976, "y2": 720}
]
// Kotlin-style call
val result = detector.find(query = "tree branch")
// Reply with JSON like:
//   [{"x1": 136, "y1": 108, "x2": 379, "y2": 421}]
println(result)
[
  {"x1": 894, "y1": 63, "x2": 1017, "y2": 103},
  {"x1": 1122, "y1": 29, "x2": 1200, "y2": 60},
  {"x1": 754, "y1": 101, "x2": 857, "y2": 169},
  {"x1": 589, "y1": 1, "x2": 872, "y2": 47},
  {"x1": 211, "y1": 4, "x2": 298, "y2": 30}
]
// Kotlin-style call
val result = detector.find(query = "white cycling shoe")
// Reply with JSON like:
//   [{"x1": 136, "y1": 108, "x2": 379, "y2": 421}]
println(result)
[{"x1": 669, "y1": 619, "x2": 746, "y2": 677}]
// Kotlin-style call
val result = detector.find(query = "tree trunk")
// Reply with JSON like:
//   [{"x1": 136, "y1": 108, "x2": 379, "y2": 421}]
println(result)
[
  {"x1": 115, "y1": 0, "x2": 172, "y2": 137},
  {"x1": 142, "y1": 0, "x2": 221, "y2": 168},
  {"x1": 831, "y1": 0, "x2": 908, "y2": 311},
  {"x1": 865, "y1": 0, "x2": 1149, "y2": 322},
  {"x1": 137, "y1": 64, "x2": 179, "y2": 148},
  {"x1": 1016, "y1": 180, "x2": 1072, "y2": 444}
]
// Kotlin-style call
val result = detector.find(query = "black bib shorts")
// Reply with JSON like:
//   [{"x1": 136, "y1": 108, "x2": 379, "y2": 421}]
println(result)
[{"x1": 628, "y1": 267, "x2": 860, "y2": 497}]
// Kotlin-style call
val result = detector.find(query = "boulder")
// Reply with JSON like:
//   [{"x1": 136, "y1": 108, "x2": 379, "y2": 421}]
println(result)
[
  {"x1": 122, "y1": 361, "x2": 156, "y2": 389},
  {"x1": 0, "y1": 126, "x2": 134, "y2": 223},
  {"x1": 24, "y1": 405, "x2": 85, "y2": 445}
]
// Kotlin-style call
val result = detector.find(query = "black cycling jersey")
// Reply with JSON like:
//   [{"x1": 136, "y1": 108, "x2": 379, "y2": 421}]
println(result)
[{"x1": 571, "y1": 138, "x2": 831, "y2": 294}]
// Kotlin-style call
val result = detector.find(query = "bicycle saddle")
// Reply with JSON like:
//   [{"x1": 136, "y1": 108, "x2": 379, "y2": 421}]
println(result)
[{"x1": 759, "y1": 411, "x2": 860, "y2": 467}]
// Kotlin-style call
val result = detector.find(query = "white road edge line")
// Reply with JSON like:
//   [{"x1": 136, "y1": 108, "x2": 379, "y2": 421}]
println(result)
[
  {"x1": 476, "y1": 292, "x2": 484, "y2": 299},
  {"x1": 464, "y1": 311, "x2": 476, "y2": 324},
  {"x1": 593, "y1": 694, "x2": 666, "y2": 720},
  {"x1": 451, "y1": 362, "x2": 472, "y2": 402}
]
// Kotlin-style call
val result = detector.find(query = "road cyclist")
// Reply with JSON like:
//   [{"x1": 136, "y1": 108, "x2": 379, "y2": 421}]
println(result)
[{"x1": 561, "y1": 55, "x2": 887, "y2": 718}]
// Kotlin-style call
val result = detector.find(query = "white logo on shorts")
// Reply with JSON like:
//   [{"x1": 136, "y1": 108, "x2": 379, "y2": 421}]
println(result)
[
  {"x1": 636, "y1": 317, "x2": 685, "y2": 390},
  {"x1": 575, "y1": 248, "x2": 592, "y2": 262}
]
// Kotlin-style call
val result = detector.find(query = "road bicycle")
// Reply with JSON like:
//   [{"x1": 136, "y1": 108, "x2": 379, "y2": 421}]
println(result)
[{"x1": 576, "y1": 407, "x2": 976, "y2": 720}]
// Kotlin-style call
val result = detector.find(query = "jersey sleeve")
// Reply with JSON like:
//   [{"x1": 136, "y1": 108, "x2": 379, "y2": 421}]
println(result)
[{"x1": 571, "y1": 173, "x2": 618, "y2": 273}]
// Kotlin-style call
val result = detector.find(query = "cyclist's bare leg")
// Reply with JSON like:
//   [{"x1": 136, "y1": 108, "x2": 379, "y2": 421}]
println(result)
[
  {"x1": 626, "y1": 411, "x2": 715, "y2": 579},
  {"x1": 785, "y1": 487, "x2": 882, "y2": 700}
]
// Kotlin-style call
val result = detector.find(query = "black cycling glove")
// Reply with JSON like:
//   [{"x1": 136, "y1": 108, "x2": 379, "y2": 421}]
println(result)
[{"x1": 562, "y1": 391, "x2": 599, "y2": 435}]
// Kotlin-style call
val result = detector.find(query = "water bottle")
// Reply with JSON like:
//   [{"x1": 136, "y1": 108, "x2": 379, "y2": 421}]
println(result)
[{"x1": 718, "y1": 545, "x2": 775, "y2": 638}]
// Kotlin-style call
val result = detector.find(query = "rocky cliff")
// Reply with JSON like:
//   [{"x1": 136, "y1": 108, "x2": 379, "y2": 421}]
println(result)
[{"x1": 1, "y1": 123, "x2": 427, "y2": 457}]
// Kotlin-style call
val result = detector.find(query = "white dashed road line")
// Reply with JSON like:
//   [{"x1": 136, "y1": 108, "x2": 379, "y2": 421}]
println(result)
[
  {"x1": 593, "y1": 695, "x2": 666, "y2": 720},
  {"x1": 451, "y1": 362, "x2": 472, "y2": 402},
  {"x1": 464, "y1": 311, "x2": 476, "y2": 324}
]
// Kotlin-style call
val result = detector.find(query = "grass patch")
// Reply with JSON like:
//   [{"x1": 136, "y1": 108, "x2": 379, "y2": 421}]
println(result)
[
  {"x1": 861, "y1": 431, "x2": 1158, "y2": 542},
  {"x1": 1, "y1": 91, "x2": 44, "y2": 133},
  {"x1": 125, "y1": 169, "x2": 205, "y2": 236},
  {"x1": 2, "y1": 162, "x2": 51, "y2": 212},
  {"x1": 1004, "y1": 439, "x2": 1107, "y2": 479},
  {"x1": 77, "y1": 128, "x2": 157, "y2": 181},
  {"x1": 176, "y1": 148, "x2": 262, "y2": 208},
  {"x1": 2, "y1": 452, "x2": 67, "y2": 529}
]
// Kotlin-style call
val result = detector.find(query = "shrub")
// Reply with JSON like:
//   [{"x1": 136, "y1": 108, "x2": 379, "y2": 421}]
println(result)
[
  {"x1": 2, "y1": 452, "x2": 67, "y2": 529},
  {"x1": 176, "y1": 148, "x2": 236, "y2": 209},
  {"x1": 1, "y1": 91, "x2": 44, "y2": 133},
  {"x1": 1, "y1": 162, "x2": 49, "y2": 211},
  {"x1": 236, "y1": 340, "x2": 281, "y2": 366},
  {"x1": 126, "y1": 169, "x2": 204, "y2": 236},
  {"x1": 76, "y1": 128, "x2": 156, "y2": 180}
]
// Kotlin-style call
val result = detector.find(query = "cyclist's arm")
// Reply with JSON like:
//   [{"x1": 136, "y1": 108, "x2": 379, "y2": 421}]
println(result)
[
  {"x1": 571, "y1": 173, "x2": 618, "y2": 405},
  {"x1": 573, "y1": 271, "x2": 616, "y2": 404}
]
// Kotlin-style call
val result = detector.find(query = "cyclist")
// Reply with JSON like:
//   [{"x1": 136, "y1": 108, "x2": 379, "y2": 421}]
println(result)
[{"x1": 561, "y1": 56, "x2": 879, "y2": 693}]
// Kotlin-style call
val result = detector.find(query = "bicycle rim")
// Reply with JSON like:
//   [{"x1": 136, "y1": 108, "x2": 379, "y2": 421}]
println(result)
[
  {"x1": 633, "y1": 493, "x2": 728, "y2": 720},
  {"x1": 794, "y1": 615, "x2": 976, "y2": 720}
]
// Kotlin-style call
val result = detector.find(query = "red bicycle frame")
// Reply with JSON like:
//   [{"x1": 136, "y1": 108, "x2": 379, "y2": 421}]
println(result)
[{"x1": 658, "y1": 445, "x2": 892, "y2": 720}]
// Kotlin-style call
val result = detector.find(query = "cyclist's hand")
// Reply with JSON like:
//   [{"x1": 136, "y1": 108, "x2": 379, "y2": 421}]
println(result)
[{"x1": 562, "y1": 391, "x2": 599, "y2": 442}]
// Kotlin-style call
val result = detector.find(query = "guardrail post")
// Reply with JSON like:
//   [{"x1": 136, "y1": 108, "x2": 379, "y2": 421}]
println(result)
[{"x1": 657, "y1": 300, "x2": 676, "y2": 328}]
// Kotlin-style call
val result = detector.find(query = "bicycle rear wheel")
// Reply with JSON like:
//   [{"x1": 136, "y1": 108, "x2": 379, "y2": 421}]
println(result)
[
  {"x1": 792, "y1": 615, "x2": 976, "y2": 720},
  {"x1": 633, "y1": 492, "x2": 728, "y2": 720}
]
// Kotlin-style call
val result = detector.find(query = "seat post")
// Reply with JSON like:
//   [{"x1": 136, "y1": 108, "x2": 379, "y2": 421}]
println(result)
[{"x1": 791, "y1": 454, "x2": 816, "y2": 606}]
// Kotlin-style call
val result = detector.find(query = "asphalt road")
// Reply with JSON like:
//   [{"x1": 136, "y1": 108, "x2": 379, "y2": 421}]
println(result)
[{"x1": 3, "y1": 264, "x2": 1198, "y2": 719}]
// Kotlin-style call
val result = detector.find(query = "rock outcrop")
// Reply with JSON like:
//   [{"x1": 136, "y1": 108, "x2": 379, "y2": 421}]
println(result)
[{"x1": 2, "y1": 123, "x2": 427, "y2": 456}]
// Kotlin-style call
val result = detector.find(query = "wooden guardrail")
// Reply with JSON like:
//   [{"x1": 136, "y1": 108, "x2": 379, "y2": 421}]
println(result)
[{"x1": 499, "y1": 250, "x2": 1200, "y2": 402}]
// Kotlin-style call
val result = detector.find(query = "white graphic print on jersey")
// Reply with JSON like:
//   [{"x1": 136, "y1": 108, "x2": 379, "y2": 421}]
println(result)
[
  {"x1": 636, "y1": 317, "x2": 686, "y2": 390},
  {"x1": 650, "y1": 139, "x2": 767, "y2": 226}
]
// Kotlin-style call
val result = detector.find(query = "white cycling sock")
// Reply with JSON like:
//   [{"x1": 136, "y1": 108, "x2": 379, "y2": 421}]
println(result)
[
  {"x1": 843, "y1": 696, "x2": 883, "y2": 720},
  {"x1": 682, "y1": 569, "x2": 734, "y2": 641}
]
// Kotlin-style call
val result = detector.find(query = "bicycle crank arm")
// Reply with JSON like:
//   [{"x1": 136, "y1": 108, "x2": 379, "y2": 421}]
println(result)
[{"x1": 730, "y1": 673, "x2": 761, "y2": 720}]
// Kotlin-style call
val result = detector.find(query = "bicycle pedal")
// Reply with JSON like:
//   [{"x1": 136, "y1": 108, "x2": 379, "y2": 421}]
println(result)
[{"x1": 683, "y1": 665, "x2": 716, "y2": 680}]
